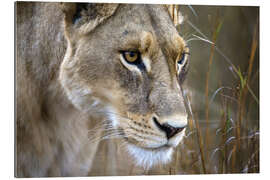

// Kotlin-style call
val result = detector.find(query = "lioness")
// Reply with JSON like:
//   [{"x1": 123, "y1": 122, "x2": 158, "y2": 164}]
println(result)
[{"x1": 16, "y1": 2, "x2": 190, "y2": 177}]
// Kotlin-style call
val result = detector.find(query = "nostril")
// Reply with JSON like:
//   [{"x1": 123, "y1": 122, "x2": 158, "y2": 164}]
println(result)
[{"x1": 153, "y1": 117, "x2": 186, "y2": 139}]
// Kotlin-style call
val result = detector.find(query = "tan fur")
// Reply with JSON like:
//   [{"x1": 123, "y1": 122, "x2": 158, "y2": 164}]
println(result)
[{"x1": 16, "y1": 2, "x2": 189, "y2": 177}]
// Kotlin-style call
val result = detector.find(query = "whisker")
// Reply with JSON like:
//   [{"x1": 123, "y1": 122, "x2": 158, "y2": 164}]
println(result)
[
  {"x1": 93, "y1": 110, "x2": 135, "y2": 123},
  {"x1": 118, "y1": 139, "x2": 129, "y2": 149},
  {"x1": 123, "y1": 131, "x2": 163, "y2": 145},
  {"x1": 88, "y1": 131, "x2": 128, "y2": 144}
]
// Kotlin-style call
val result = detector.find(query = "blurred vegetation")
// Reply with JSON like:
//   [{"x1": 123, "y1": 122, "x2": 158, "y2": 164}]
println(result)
[{"x1": 164, "y1": 5, "x2": 259, "y2": 174}]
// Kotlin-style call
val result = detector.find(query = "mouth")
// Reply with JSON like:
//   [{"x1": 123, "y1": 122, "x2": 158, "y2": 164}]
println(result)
[
  {"x1": 120, "y1": 133, "x2": 174, "y2": 168},
  {"x1": 122, "y1": 134, "x2": 172, "y2": 151},
  {"x1": 136, "y1": 143, "x2": 173, "y2": 151},
  {"x1": 117, "y1": 127, "x2": 182, "y2": 168},
  {"x1": 120, "y1": 128, "x2": 180, "y2": 150}
]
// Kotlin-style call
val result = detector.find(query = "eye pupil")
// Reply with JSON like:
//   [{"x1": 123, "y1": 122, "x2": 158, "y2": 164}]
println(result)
[
  {"x1": 129, "y1": 52, "x2": 135, "y2": 57},
  {"x1": 122, "y1": 51, "x2": 139, "y2": 63},
  {"x1": 178, "y1": 53, "x2": 185, "y2": 65}
]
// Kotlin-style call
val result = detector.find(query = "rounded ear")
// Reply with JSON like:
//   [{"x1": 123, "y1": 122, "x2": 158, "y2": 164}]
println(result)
[{"x1": 59, "y1": 3, "x2": 119, "y2": 42}]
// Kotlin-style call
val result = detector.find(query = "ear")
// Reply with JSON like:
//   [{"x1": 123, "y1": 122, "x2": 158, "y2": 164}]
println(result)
[{"x1": 59, "y1": 3, "x2": 119, "y2": 42}]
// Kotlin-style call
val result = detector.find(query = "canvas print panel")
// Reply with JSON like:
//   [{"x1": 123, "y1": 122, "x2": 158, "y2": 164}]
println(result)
[{"x1": 15, "y1": 2, "x2": 259, "y2": 177}]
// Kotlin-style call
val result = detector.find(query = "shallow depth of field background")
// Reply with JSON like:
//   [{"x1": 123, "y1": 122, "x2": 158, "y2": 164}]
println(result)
[
  {"x1": 90, "y1": 5, "x2": 259, "y2": 175},
  {"x1": 173, "y1": 5, "x2": 259, "y2": 174}
]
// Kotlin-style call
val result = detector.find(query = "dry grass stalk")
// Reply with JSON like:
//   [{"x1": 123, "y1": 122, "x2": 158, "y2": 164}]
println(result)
[{"x1": 204, "y1": 12, "x2": 222, "y2": 163}]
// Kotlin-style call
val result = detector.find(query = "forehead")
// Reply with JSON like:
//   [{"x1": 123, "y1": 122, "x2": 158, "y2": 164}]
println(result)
[
  {"x1": 110, "y1": 5, "x2": 183, "y2": 46},
  {"x1": 85, "y1": 4, "x2": 186, "y2": 59},
  {"x1": 105, "y1": 4, "x2": 154, "y2": 35},
  {"x1": 100, "y1": 5, "x2": 174, "y2": 33}
]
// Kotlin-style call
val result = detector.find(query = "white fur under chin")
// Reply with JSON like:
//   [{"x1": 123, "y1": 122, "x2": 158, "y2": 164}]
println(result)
[{"x1": 126, "y1": 144, "x2": 174, "y2": 169}]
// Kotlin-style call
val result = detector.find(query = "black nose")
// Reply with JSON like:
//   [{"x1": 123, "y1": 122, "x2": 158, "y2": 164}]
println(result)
[{"x1": 153, "y1": 117, "x2": 186, "y2": 139}]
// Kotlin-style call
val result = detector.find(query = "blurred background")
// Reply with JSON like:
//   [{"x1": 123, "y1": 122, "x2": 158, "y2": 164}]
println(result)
[
  {"x1": 171, "y1": 4, "x2": 259, "y2": 174},
  {"x1": 90, "y1": 4, "x2": 259, "y2": 175}
]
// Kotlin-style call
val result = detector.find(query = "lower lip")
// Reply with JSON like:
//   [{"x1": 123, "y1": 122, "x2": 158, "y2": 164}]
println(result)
[
  {"x1": 136, "y1": 143, "x2": 172, "y2": 151},
  {"x1": 153, "y1": 145, "x2": 171, "y2": 152},
  {"x1": 121, "y1": 132, "x2": 172, "y2": 151}
]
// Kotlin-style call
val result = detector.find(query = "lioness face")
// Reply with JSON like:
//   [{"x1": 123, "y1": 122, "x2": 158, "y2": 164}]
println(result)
[{"x1": 60, "y1": 4, "x2": 189, "y2": 168}]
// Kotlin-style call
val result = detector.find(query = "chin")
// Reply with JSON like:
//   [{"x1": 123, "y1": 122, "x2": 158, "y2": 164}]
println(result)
[{"x1": 126, "y1": 143, "x2": 174, "y2": 169}]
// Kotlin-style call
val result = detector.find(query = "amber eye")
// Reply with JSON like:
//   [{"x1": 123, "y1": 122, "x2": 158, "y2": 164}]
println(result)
[{"x1": 122, "y1": 51, "x2": 140, "y2": 63}]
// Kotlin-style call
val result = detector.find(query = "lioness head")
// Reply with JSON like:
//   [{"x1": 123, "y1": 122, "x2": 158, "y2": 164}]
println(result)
[{"x1": 59, "y1": 3, "x2": 190, "y2": 168}]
